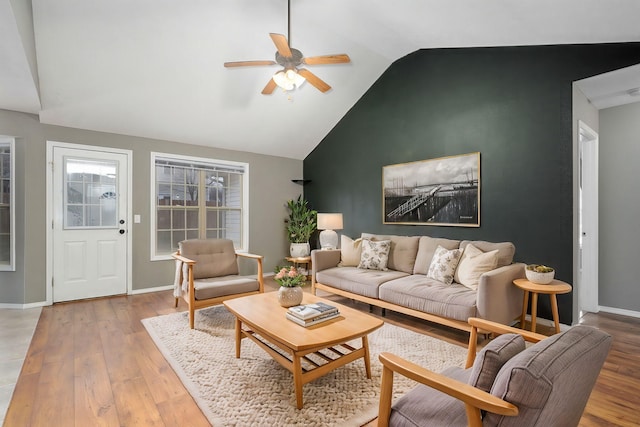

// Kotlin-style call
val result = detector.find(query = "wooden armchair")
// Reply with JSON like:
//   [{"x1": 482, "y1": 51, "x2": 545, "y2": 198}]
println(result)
[
  {"x1": 378, "y1": 318, "x2": 611, "y2": 427},
  {"x1": 173, "y1": 239, "x2": 264, "y2": 329}
]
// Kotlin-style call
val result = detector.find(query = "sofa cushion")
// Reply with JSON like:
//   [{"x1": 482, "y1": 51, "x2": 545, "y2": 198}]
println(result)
[
  {"x1": 413, "y1": 236, "x2": 461, "y2": 275},
  {"x1": 485, "y1": 325, "x2": 612, "y2": 427},
  {"x1": 179, "y1": 239, "x2": 239, "y2": 279},
  {"x1": 427, "y1": 245, "x2": 463, "y2": 285},
  {"x1": 389, "y1": 366, "x2": 470, "y2": 427},
  {"x1": 379, "y1": 275, "x2": 477, "y2": 321},
  {"x1": 454, "y1": 243, "x2": 499, "y2": 290},
  {"x1": 460, "y1": 240, "x2": 515, "y2": 268},
  {"x1": 468, "y1": 333, "x2": 525, "y2": 393},
  {"x1": 358, "y1": 239, "x2": 392, "y2": 270},
  {"x1": 360, "y1": 234, "x2": 420, "y2": 274},
  {"x1": 316, "y1": 266, "x2": 409, "y2": 299},
  {"x1": 339, "y1": 235, "x2": 362, "y2": 267}
]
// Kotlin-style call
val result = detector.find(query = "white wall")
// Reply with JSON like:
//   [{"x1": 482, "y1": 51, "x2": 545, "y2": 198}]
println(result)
[{"x1": 599, "y1": 102, "x2": 640, "y2": 313}]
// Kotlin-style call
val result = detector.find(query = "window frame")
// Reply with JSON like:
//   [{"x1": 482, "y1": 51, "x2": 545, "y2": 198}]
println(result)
[
  {"x1": 150, "y1": 152, "x2": 249, "y2": 261},
  {"x1": 0, "y1": 136, "x2": 15, "y2": 271}
]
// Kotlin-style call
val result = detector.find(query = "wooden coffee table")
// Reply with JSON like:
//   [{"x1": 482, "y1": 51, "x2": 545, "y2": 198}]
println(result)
[{"x1": 223, "y1": 292, "x2": 383, "y2": 409}]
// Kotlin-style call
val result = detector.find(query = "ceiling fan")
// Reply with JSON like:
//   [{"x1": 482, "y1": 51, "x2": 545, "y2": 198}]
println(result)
[{"x1": 223, "y1": 0, "x2": 350, "y2": 94}]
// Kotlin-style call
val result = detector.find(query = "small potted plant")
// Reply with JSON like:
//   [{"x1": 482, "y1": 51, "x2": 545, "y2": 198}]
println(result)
[
  {"x1": 285, "y1": 195, "x2": 317, "y2": 257},
  {"x1": 525, "y1": 264, "x2": 555, "y2": 284},
  {"x1": 274, "y1": 265, "x2": 306, "y2": 307}
]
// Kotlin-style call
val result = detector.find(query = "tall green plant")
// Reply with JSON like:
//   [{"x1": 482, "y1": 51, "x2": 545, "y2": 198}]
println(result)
[{"x1": 286, "y1": 195, "x2": 317, "y2": 243}]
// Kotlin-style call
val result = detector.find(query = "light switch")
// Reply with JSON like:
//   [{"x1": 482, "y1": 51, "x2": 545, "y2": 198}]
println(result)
[{"x1": 134, "y1": 214, "x2": 141, "y2": 223}]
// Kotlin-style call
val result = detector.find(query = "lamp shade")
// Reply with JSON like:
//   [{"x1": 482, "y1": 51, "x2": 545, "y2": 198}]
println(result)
[
  {"x1": 273, "y1": 69, "x2": 306, "y2": 91},
  {"x1": 317, "y1": 213, "x2": 343, "y2": 230}
]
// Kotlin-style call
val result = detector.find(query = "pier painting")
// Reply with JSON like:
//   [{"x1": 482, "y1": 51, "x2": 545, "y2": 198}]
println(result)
[{"x1": 383, "y1": 152, "x2": 480, "y2": 227}]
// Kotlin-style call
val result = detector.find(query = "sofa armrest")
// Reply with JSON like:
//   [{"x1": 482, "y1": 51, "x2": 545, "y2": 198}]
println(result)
[
  {"x1": 311, "y1": 249, "x2": 341, "y2": 275},
  {"x1": 476, "y1": 262, "x2": 526, "y2": 325}
]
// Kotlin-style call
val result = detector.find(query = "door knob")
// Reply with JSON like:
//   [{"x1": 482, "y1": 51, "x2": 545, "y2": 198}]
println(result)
[
  {"x1": 120, "y1": 219, "x2": 125, "y2": 224},
  {"x1": 119, "y1": 229, "x2": 125, "y2": 234}
]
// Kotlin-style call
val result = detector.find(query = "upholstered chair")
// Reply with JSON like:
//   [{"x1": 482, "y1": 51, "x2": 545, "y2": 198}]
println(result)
[
  {"x1": 378, "y1": 317, "x2": 611, "y2": 427},
  {"x1": 173, "y1": 239, "x2": 264, "y2": 329}
]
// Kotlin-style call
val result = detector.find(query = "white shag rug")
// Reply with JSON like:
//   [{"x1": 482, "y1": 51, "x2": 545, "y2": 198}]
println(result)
[{"x1": 142, "y1": 306, "x2": 468, "y2": 427}]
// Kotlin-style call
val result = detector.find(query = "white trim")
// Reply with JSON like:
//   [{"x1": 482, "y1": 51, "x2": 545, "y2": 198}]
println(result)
[
  {"x1": 522, "y1": 314, "x2": 571, "y2": 332},
  {"x1": 149, "y1": 152, "x2": 250, "y2": 260},
  {"x1": 0, "y1": 301, "x2": 48, "y2": 309},
  {"x1": 599, "y1": 305, "x2": 640, "y2": 319},
  {"x1": 130, "y1": 284, "x2": 174, "y2": 295},
  {"x1": 46, "y1": 141, "x2": 133, "y2": 304},
  {"x1": 0, "y1": 136, "x2": 15, "y2": 271}
]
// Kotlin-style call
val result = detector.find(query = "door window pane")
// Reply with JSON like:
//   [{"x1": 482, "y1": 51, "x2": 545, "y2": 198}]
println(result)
[
  {"x1": 64, "y1": 157, "x2": 118, "y2": 228},
  {"x1": 0, "y1": 138, "x2": 14, "y2": 269}
]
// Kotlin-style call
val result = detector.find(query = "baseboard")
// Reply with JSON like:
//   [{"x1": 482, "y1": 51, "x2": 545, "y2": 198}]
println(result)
[
  {"x1": 0, "y1": 301, "x2": 48, "y2": 309},
  {"x1": 523, "y1": 314, "x2": 571, "y2": 332},
  {"x1": 130, "y1": 284, "x2": 174, "y2": 295},
  {"x1": 598, "y1": 305, "x2": 640, "y2": 319}
]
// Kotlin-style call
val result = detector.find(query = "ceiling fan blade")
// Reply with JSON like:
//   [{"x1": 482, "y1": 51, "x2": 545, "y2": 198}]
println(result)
[
  {"x1": 269, "y1": 33, "x2": 293, "y2": 58},
  {"x1": 261, "y1": 78, "x2": 277, "y2": 95},
  {"x1": 224, "y1": 60, "x2": 277, "y2": 68},
  {"x1": 297, "y1": 68, "x2": 331, "y2": 93},
  {"x1": 303, "y1": 54, "x2": 351, "y2": 65}
]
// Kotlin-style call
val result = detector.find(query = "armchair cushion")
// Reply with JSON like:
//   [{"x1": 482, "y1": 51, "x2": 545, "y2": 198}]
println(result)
[
  {"x1": 389, "y1": 366, "x2": 469, "y2": 427},
  {"x1": 484, "y1": 325, "x2": 612, "y2": 427},
  {"x1": 468, "y1": 333, "x2": 525, "y2": 393},
  {"x1": 193, "y1": 276, "x2": 260, "y2": 300},
  {"x1": 179, "y1": 239, "x2": 239, "y2": 279}
]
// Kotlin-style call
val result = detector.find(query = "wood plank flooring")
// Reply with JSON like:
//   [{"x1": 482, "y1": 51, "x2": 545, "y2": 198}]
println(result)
[{"x1": 5, "y1": 278, "x2": 640, "y2": 426}]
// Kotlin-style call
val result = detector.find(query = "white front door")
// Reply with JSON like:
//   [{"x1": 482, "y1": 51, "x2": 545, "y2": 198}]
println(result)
[{"x1": 52, "y1": 146, "x2": 129, "y2": 302}]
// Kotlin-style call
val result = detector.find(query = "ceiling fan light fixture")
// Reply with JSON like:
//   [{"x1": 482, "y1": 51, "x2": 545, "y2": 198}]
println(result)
[{"x1": 273, "y1": 69, "x2": 306, "y2": 91}]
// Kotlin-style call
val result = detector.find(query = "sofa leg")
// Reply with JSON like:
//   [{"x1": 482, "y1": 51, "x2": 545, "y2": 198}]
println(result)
[{"x1": 382, "y1": 308, "x2": 386, "y2": 317}]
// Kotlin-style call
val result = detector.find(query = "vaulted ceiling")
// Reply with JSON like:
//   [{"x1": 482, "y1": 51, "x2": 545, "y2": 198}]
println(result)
[{"x1": 2, "y1": 0, "x2": 640, "y2": 159}]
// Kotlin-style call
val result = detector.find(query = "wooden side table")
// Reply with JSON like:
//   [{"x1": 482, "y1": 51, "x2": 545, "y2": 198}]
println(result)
[
  {"x1": 285, "y1": 256, "x2": 312, "y2": 281},
  {"x1": 513, "y1": 278, "x2": 572, "y2": 334}
]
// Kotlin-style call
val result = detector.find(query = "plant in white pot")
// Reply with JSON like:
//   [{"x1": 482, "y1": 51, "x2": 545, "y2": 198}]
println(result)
[{"x1": 286, "y1": 195, "x2": 317, "y2": 257}]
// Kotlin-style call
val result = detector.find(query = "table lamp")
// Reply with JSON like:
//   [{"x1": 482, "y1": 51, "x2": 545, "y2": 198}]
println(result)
[{"x1": 317, "y1": 213, "x2": 343, "y2": 250}]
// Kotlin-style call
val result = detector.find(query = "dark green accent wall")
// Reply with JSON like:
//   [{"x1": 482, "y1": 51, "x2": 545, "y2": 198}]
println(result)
[{"x1": 304, "y1": 43, "x2": 640, "y2": 325}]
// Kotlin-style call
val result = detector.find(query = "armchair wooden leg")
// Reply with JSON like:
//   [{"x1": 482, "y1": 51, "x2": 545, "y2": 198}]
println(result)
[
  {"x1": 189, "y1": 307, "x2": 195, "y2": 329},
  {"x1": 378, "y1": 365, "x2": 393, "y2": 427}
]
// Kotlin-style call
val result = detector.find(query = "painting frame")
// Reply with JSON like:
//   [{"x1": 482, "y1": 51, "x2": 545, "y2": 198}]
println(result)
[{"x1": 382, "y1": 152, "x2": 480, "y2": 227}]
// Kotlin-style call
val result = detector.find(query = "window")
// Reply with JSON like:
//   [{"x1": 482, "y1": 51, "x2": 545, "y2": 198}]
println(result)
[
  {"x1": 151, "y1": 153, "x2": 248, "y2": 260},
  {"x1": 0, "y1": 137, "x2": 14, "y2": 271}
]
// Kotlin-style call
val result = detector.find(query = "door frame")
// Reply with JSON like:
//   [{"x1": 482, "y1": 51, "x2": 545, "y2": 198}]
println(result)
[
  {"x1": 45, "y1": 141, "x2": 133, "y2": 305},
  {"x1": 577, "y1": 121, "x2": 599, "y2": 316}
]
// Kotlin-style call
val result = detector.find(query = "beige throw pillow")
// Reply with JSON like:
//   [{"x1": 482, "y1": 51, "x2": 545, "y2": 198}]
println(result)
[
  {"x1": 427, "y1": 245, "x2": 462, "y2": 285},
  {"x1": 358, "y1": 239, "x2": 391, "y2": 271},
  {"x1": 454, "y1": 243, "x2": 499, "y2": 290},
  {"x1": 339, "y1": 235, "x2": 363, "y2": 267}
]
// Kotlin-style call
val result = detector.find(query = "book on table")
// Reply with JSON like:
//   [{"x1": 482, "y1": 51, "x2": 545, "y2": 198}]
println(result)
[
  {"x1": 287, "y1": 302, "x2": 339, "y2": 320},
  {"x1": 285, "y1": 311, "x2": 340, "y2": 327}
]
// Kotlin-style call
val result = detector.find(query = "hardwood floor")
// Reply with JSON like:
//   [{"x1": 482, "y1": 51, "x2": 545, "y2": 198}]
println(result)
[{"x1": 5, "y1": 279, "x2": 640, "y2": 426}]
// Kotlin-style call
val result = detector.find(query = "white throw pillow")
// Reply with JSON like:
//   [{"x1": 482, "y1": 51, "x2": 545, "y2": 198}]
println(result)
[
  {"x1": 339, "y1": 235, "x2": 363, "y2": 267},
  {"x1": 358, "y1": 239, "x2": 391, "y2": 271},
  {"x1": 454, "y1": 243, "x2": 499, "y2": 290},
  {"x1": 427, "y1": 245, "x2": 463, "y2": 285}
]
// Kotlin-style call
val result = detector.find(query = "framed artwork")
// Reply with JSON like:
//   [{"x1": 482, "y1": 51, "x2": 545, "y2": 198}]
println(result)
[{"x1": 383, "y1": 152, "x2": 480, "y2": 226}]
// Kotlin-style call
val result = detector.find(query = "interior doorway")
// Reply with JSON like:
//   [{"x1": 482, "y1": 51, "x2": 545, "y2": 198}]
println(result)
[{"x1": 578, "y1": 121, "x2": 599, "y2": 315}]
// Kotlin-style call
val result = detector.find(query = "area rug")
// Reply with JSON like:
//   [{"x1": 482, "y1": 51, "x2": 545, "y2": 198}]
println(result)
[{"x1": 142, "y1": 306, "x2": 468, "y2": 427}]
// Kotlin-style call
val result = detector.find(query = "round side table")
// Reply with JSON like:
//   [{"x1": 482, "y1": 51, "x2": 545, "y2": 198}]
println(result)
[
  {"x1": 513, "y1": 278, "x2": 572, "y2": 334},
  {"x1": 285, "y1": 256, "x2": 312, "y2": 282}
]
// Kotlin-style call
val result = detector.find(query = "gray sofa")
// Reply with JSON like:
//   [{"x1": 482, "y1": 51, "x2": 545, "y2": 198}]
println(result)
[{"x1": 311, "y1": 234, "x2": 525, "y2": 332}]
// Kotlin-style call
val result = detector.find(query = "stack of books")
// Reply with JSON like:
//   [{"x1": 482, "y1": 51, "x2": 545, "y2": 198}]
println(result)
[{"x1": 286, "y1": 302, "x2": 340, "y2": 327}]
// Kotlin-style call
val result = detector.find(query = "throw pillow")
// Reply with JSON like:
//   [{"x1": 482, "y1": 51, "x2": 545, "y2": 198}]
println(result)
[
  {"x1": 454, "y1": 243, "x2": 499, "y2": 290},
  {"x1": 426, "y1": 245, "x2": 462, "y2": 285},
  {"x1": 339, "y1": 235, "x2": 363, "y2": 267},
  {"x1": 468, "y1": 333, "x2": 525, "y2": 393},
  {"x1": 357, "y1": 239, "x2": 391, "y2": 271}
]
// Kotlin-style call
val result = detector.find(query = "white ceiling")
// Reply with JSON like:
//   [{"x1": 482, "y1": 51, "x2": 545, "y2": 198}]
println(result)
[{"x1": 2, "y1": 0, "x2": 640, "y2": 160}]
